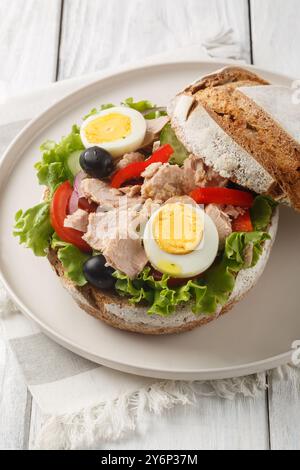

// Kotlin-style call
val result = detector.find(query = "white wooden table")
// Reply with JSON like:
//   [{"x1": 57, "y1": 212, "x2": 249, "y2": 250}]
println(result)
[{"x1": 1, "y1": 0, "x2": 300, "y2": 450}]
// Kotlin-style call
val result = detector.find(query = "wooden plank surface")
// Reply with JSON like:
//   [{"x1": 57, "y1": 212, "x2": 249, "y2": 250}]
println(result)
[
  {"x1": 0, "y1": 339, "x2": 31, "y2": 449},
  {"x1": 58, "y1": 0, "x2": 250, "y2": 80},
  {"x1": 0, "y1": 0, "x2": 62, "y2": 450},
  {"x1": 251, "y1": 0, "x2": 300, "y2": 76},
  {"x1": 102, "y1": 394, "x2": 269, "y2": 450},
  {"x1": 0, "y1": 0, "x2": 62, "y2": 95},
  {"x1": 28, "y1": 392, "x2": 269, "y2": 450},
  {"x1": 268, "y1": 367, "x2": 300, "y2": 450},
  {"x1": 250, "y1": 0, "x2": 300, "y2": 450}
]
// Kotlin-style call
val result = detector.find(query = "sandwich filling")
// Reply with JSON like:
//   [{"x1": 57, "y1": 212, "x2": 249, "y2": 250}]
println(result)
[{"x1": 14, "y1": 97, "x2": 277, "y2": 317}]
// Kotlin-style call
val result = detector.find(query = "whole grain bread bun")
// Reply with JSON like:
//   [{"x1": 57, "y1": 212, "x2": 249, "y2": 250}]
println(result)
[
  {"x1": 169, "y1": 66, "x2": 300, "y2": 210},
  {"x1": 48, "y1": 209, "x2": 278, "y2": 335}
]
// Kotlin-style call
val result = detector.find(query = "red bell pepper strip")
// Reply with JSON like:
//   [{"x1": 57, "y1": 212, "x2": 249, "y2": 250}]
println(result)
[
  {"x1": 232, "y1": 210, "x2": 254, "y2": 232},
  {"x1": 110, "y1": 144, "x2": 174, "y2": 188},
  {"x1": 190, "y1": 187, "x2": 254, "y2": 207},
  {"x1": 50, "y1": 181, "x2": 92, "y2": 253}
]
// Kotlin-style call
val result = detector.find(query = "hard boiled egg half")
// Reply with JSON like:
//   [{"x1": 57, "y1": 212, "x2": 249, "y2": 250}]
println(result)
[
  {"x1": 143, "y1": 202, "x2": 219, "y2": 278},
  {"x1": 80, "y1": 106, "x2": 147, "y2": 158}
]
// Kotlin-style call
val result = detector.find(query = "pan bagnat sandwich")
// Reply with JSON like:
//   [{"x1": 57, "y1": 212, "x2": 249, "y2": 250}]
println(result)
[{"x1": 14, "y1": 66, "x2": 300, "y2": 335}]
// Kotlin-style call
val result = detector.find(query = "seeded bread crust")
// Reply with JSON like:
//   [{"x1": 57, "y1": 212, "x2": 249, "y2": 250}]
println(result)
[
  {"x1": 184, "y1": 66, "x2": 269, "y2": 94},
  {"x1": 169, "y1": 67, "x2": 276, "y2": 196},
  {"x1": 173, "y1": 66, "x2": 300, "y2": 210},
  {"x1": 47, "y1": 209, "x2": 278, "y2": 335}
]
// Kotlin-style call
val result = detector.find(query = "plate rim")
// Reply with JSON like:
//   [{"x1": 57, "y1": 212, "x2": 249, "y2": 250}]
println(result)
[{"x1": 0, "y1": 59, "x2": 295, "y2": 380}]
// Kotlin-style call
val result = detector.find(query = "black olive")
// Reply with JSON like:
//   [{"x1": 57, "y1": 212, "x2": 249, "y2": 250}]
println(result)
[
  {"x1": 80, "y1": 147, "x2": 114, "y2": 178},
  {"x1": 83, "y1": 255, "x2": 115, "y2": 290}
]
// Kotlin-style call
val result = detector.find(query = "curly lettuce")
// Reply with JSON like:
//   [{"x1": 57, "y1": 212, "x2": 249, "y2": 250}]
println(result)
[
  {"x1": 250, "y1": 195, "x2": 278, "y2": 231},
  {"x1": 83, "y1": 103, "x2": 115, "y2": 120},
  {"x1": 51, "y1": 234, "x2": 89, "y2": 286},
  {"x1": 160, "y1": 122, "x2": 189, "y2": 165},
  {"x1": 13, "y1": 202, "x2": 54, "y2": 256},
  {"x1": 83, "y1": 98, "x2": 167, "y2": 121},
  {"x1": 122, "y1": 97, "x2": 168, "y2": 119},
  {"x1": 114, "y1": 230, "x2": 270, "y2": 316},
  {"x1": 34, "y1": 124, "x2": 84, "y2": 194}
]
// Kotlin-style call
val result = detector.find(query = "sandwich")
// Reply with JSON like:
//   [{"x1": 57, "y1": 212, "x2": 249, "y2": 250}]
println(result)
[{"x1": 14, "y1": 66, "x2": 300, "y2": 335}]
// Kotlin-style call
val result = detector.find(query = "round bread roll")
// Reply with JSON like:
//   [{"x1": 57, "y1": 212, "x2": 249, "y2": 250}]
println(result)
[
  {"x1": 168, "y1": 66, "x2": 300, "y2": 210},
  {"x1": 48, "y1": 208, "x2": 278, "y2": 335}
]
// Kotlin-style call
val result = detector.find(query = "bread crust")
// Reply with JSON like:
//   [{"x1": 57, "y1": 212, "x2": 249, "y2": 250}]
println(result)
[
  {"x1": 47, "y1": 209, "x2": 278, "y2": 335},
  {"x1": 185, "y1": 66, "x2": 269, "y2": 94},
  {"x1": 179, "y1": 66, "x2": 300, "y2": 209}
]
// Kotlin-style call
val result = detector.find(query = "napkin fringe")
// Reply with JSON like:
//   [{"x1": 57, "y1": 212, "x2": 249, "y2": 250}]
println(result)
[{"x1": 34, "y1": 374, "x2": 269, "y2": 450}]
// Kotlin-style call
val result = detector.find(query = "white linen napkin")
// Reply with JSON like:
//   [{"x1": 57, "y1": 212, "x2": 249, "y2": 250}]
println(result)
[{"x1": 0, "y1": 33, "x2": 286, "y2": 450}]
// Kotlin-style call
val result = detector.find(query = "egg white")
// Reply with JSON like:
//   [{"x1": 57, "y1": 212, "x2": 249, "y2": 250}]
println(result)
[
  {"x1": 80, "y1": 106, "x2": 147, "y2": 158},
  {"x1": 143, "y1": 205, "x2": 219, "y2": 278}
]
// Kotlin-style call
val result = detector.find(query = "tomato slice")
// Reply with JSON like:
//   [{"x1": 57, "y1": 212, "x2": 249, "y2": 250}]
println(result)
[
  {"x1": 50, "y1": 181, "x2": 92, "y2": 252},
  {"x1": 190, "y1": 187, "x2": 254, "y2": 207},
  {"x1": 232, "y1": 210, "x2": 254, "y2": 232},
  {"x1": 78, "y1": 197, "x2": 97, "y2": 213}
]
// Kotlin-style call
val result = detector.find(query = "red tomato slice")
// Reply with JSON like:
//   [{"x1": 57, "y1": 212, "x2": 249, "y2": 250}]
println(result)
[
  {"x1": 50, "y1": 181, "x2": 92, "y2": 253},
  {"x1": 232, "y1": 210, "x2": 254, "y2": 232},
  {"x1": 78, "y1": 197, "x2": 97, "y2": 213}
]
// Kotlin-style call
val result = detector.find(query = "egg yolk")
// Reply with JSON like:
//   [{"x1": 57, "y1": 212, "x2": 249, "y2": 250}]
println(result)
[
  {"x1": 84, "y1": 113, "x2": 131, "y2": 143},
  {"x1": 153, "y1": 203, "x2": 203, "y2": 255}
]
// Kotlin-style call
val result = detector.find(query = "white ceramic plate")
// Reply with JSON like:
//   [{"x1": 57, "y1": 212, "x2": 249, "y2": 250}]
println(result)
[{"x1": 0, "y1": 60, "x2": 299, "y2": 380}]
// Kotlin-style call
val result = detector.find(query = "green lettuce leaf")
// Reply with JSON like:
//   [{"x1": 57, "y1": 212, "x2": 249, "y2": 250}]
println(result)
[
  {"x1": 250, "y1": 195, "x2": 278, "y2": 231},
  {"x1": 51, "y1": 234, "x2": 89, "y2": 286},
  {"x1": 114, "y1": 230, "x2": 270, "y2": 317},
  {"x1": 13, "y1": 202, "x2": 54, "y2": 256},
  {"x1": 35, "y1": 124, "x2": 84, "y2": 193},
  {"x1": 122, "y1": 97, "x2": 167, "y2": 119},
  {"x1": 83, "y1": 103, "x2": 115, "y2": 120},
  {"x1": 83, "y1": 98, "x2": 167, "y2": 121},
  {"x1": 160, "y1": 122, "x2": 189, "y2": 165}
]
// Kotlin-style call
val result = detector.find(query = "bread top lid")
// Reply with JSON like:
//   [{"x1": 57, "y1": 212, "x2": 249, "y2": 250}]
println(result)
[
  {"x1": 238, "y1": 85, "x2": 300, "y2": 144},
  {"x1": 169, "y1": 66, "x2": 300, "y2": 210},
  {"x1": 168, "y1": 67, "x2": 275, "y2": 195}
]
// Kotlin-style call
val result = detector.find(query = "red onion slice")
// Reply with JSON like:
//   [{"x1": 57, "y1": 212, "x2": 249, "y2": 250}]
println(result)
[
  {"x1": 74, "y1": 171, "x2": 87, "y2": 196},
  {"x1": 68, "y1": 189, "x2": 79, "y2": 214}
]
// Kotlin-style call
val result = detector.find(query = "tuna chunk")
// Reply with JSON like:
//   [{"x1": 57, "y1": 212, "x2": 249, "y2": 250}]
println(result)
[
  {"x1": 183, "y1": 154, "x2": 227, "y2": 192},
  {"x1": 140, "y1": 156, "x2": 227, "y2": 205},
  {"x1": 64, "y1": 209, "x2": 89, "y2": 232},
  {"x1": 183, "y1": 155, "x2": 206, "y2": 193},
  {"x1": 103, "y1": 236, "x2": 148, "y2": 279},
  {"x1": 146, "y1": 116, "x2": 169, "y2": 135},
  {"x1": 119, "y1": 185, "x2": 142, "y2": 198},
  {"x1": 165, "y1": 195, "x2": 197, "y2": 207},
  {"x1": 141, "y1": 163, "x2": 184, "y2": 202},
  {"x1": 81, "y1": 179, "x2": 121, "y2": 206},
  {"x1": 205, "y1": 204, "x2": 232, "y2": 247},
  {"x1": 83, "y1": 211, "x2": 120, "y2": 252},
  {"x1": 140, "y1": 116, "x2": 170, "y2": 149},
  {"x1": 116, "y1": 152, "x2": 144, "y2": 170},
  {"x1": 139, "y1": 198, "x2": 161, "y2": 220},
  {"x1": 223, "y1": 205, "x2": 245, "y2": 219},
  {"x1": 83, "y1": 209, "x2": 148, "y2": 278},
  {"x1": 81, "y1": 178, "x2": 143, "y2": 210}
]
